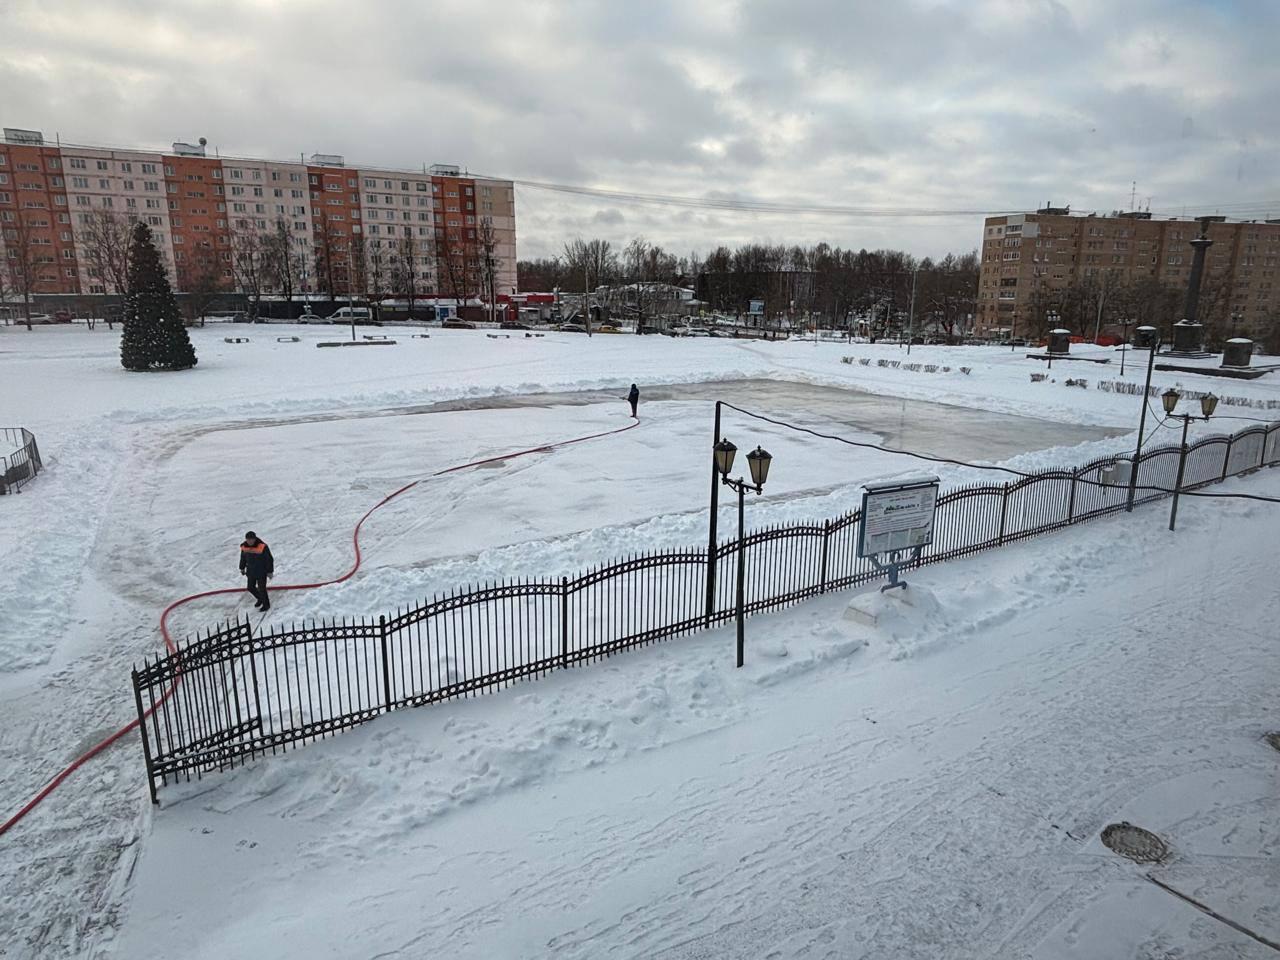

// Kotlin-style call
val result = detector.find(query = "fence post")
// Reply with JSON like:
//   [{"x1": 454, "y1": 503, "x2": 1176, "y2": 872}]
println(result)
[
  {"x1": 998, "y1": 483, "x2": 1009, "y2": 544},
  {"x1": 560, "y1": 576, "x2": 570, "y2": 668},
  {"x1": 131, "y1": 667, "x2": 159, "y2": 806},
  {"x1": 379, "y1": 615, "x2": 392, "y2": 712},
  {"x1": 1067, "y1": 469, "x2": 1078, "y2": 523},
  {"x1": 1222, "y1": 436, "x2": 1233, "y2": 481},
  {"x1": 1259, "y1": 431, "x2": 1268, "y2": 470},
  {"x1": 818, "y1": 519, "x2": 830, "y2": 593}
]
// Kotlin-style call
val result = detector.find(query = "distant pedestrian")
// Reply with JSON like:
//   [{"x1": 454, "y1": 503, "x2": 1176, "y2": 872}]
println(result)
[
  {"x1": 627, "y1": 383, "x2": 640, "y2": 418},
  {"x1": 239, "y1": 531, "x2": 274, "y2": 612}
]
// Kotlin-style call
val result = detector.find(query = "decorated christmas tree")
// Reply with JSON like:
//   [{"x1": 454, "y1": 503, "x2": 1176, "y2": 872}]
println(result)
[{"x1": 120, "y1": 223, "x2": 197, "y2": 372}]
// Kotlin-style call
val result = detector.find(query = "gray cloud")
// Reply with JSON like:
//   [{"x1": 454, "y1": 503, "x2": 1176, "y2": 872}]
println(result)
[{"x1": 2, "y1": 0, "x2": 1277, "y2": 261}]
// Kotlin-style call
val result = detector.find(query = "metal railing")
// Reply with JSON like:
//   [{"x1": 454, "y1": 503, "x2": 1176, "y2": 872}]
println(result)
[
  {"x1": 132, "y1": 421, "x2": 1280, "y2": 799},
  {"x1": 0, "y1": 428, "x2": 42, "y2": 494}
]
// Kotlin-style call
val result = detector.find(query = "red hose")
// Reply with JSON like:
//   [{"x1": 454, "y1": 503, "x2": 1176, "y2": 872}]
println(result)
[{"x1": 0, "y1": 414, "x2": 639, "y2": 837}]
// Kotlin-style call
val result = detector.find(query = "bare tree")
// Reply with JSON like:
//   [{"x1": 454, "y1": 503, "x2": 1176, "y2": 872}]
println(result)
[
  {"x1": 178, "y1": 258, "x2": 225, "y2": 326},
  {"x1": 1, "y1": 210, "x2": 43, "y2": 330},
  {"x1": 436, "y1": 233, "x2": 476, "y2": 305},
  {"x1": 312, "y1": 215, "x2": 344, "y2": 299},
  {"x1": 263, "y1": 217, "x2": 305, "y2": 308},
  {"x1": 478, "y1": 218, "x2": 501, "y2": 324},
  {"x1": 230, "y1": 223, "x2": 269, "y2": 320},
  {"x1": 389, "y1": 233, "x2": 427, "y2": 319},
  {"x1": 79, "y1": 209, "x2": 134, "y2": 330},
  {"x1": 361, "y1": 236, "x2": 391, "y2": 317}
]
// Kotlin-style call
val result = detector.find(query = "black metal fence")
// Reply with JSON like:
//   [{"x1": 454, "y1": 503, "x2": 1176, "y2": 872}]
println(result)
[
  {"x1": 132, "y1": 421, "x2": 1280, "y2": 799},
  {"x1": 0, "y1": 428, "x2": 42, "y2": 494}
]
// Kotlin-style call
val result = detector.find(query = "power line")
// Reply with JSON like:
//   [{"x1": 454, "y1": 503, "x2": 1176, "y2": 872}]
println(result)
[{"x1": 720, "y1": 401, "x2": 1280, "y2": 505}]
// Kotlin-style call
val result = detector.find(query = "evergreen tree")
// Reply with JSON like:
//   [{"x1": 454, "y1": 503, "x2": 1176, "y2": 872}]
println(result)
[{"x1": 120, "y1": 223, "x2": 198, "y2": 371}]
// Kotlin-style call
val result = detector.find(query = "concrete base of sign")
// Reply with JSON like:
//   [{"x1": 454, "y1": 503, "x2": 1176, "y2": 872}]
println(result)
[{"x1": 843, "y1": 583, "x2": 942, "y2": 631}]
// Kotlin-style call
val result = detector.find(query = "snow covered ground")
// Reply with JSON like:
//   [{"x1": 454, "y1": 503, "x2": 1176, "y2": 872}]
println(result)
[
  {"x1": 0, "y1": 322, "x2": 1277, "y2": 958},
  {"x1": 117, "y1": 470, "x2": 1280, "y2": 959}
]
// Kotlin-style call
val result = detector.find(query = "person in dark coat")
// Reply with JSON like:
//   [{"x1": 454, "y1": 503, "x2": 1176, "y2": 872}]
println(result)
[
  {"x1": 627, "y1": 383, "x2": 639, "y2": 418},
  {"x1": 239, "y1": 530, "x2": 274, "y2": 611}
]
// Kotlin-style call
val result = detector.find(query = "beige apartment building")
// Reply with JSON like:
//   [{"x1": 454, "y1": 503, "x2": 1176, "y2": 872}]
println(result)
[
  {"x1": 976, "y1": 206, "x2": 1280, "y2": 340},
  {"x1": 1, "y1": 127, "x2": 517, "y2": 304}
]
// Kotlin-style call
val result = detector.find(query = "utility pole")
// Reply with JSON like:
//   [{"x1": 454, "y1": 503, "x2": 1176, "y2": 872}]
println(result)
[
  {"x1": 584, "y1": 260, "x2": 592, "y2": 337},
  {"x1": 907, "y1": 265, "x2": 919, "y2": 356}
]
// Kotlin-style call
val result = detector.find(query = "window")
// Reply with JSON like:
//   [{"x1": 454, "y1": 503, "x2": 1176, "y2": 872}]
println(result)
[
  {"x1": 348, "y1": 178, "x2": 357, "y2": 187},
  {"x1": 291, "y1": 189, "x2": 303, "y2": 198},
  {"x1": 60, "y1": 230, "x2": 72, "y2": 241},
  {"x1": 253, "y1": 186, "x2": 263, "y2": 197},
  {"x1": 123, "y1": 179, "x2": 134, "y2": 190},
  {"x1": 167, "y1": 183, "x2": 177, "y2": 193},
  {"x1": 233, "y1": 202, "x2": 246, "y2": 212},
  {"x1": 94, "y1": 160, "x2": 108, "y2": 171},
  {"x1": 75, "y1": 195, "x2": 90, "y2": 206},
  {"x1": 291, "y1": 172, "x2": 301, "y2": 182},
  {"x1": 72, "y1": 176, "x2": 89, "y2": 188},
  {"x1": 273, "y1": 188, "x2": 283, "y2": 198},
  {"x1": 400, "y1": 181, "x2": 408, "y2": 191},
  {"x1": 62, "y1": 248, "x2": 76, "y2": 259},
  {"x1": 47, "y1": 157, "x2": 61, "y2": 170},
  {"x1": 164, "y1": 164, "x2": 175, "y2": 176},
  {"x1": 145, "y1": 198, "x2": 160, "y2": 209},
  {"x1": 364, "y1": 178, "x2": 376, "y2": 187},
  {"x1": 464, "y1": 187, "x2": 473, "y2": 196},
  {"x1": 141, "y1": 163, "x2": 156, "y2": 174},
  {"x1": 70, "y1": 157, "x2": 86, "y2": 169},
  {"x1": 98, "y1": 178, "x2": 110, "y2": 190},
  {"x1": 144, "y1": 180, "x2": 159, "y2": 191},
  {"x1": 101, "y1": 197, "x2": 113, "y2": 208},
  {"x1": 252, "y1": 169, "x2": 261, "y2": 180}
]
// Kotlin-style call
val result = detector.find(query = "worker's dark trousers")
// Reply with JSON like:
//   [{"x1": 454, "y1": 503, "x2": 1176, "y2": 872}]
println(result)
[
  {"x1": 629, "y1": 399, "x2": 638, "y2": 417},
  {"x1": 246, "y1": 575, "x2": 270, "y2": 609}
]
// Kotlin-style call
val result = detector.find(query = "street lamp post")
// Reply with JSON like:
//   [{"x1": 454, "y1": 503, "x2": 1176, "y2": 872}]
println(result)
[
  {"x1": 1046, "y1": 311, "x2": 1060, "y2": 370},
  {"x1": 713, "y1": 438, "x2": 773, "y2": 668},
  {"x1": 1161, "y1": 388, "x2": 1218, "y2": 531},
  {"x1": 1125, "y1": 325, "x2": 1161, "y2": 513},
  {"x1": 1119, "y1": 317, "x2": 1132, "y2": 377}
]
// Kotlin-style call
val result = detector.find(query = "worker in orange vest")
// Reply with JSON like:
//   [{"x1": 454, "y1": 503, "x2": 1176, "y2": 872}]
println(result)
[{"x1": 239, "y1": 531, "x2": 274, "y2": 611}]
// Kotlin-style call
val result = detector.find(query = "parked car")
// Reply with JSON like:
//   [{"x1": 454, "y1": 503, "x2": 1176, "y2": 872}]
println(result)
[
  {"x1": 326, "y1": 307, "x2": 373, "y2": 322},
  {"x1": 24, "y1": 313, "x2": 56, "y2": 324},
  {"x1": 557, "y1": 322, "x2": 586, "y2": 333},
  {"x1": 668, "y1": 324, "x2": 691, "y2": 337},
  {"x1": 686, "y1": 326, "x2": 712, "y2": 337},
  {"x1": 596, "y1": 324, "x2": 623, "y2": 334},
  {"x1": 441, "y1": 318, "x2": 476, "y2": 329},
  {"x1": 297, "y1": 312, "x2": 323, "y2": 323},
  {"x1": 500, "y1": 320, "x2": 531, "y2": 330},
  {"x1": 204, "y1": 310, "x2": 247, "y2": 323}
]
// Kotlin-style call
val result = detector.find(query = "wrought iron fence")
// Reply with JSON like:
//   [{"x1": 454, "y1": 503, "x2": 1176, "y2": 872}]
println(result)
[
  {"x1": 133, "y1": 421, "x2": 1280, "y2": 800},
  {"x1": 0, "y1": 428, "x2": 42, "y2": 494}
]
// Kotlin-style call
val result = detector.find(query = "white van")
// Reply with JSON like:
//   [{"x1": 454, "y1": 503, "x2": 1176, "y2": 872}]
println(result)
[{"x1": 326, "y1": 307, "x2": 373, "y2": 322}]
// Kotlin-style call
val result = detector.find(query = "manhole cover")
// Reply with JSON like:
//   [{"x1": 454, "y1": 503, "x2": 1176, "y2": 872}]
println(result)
[
  {"x1": 1101, "y1": 822, "x2": 1169, "y2": 863},
  {"x1": 1265, "y1": 732, "x2": 1280, "y2": 753}
]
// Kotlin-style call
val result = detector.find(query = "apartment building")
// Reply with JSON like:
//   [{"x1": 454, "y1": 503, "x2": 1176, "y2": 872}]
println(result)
[
  {"x1": 976, "y1": 206, "x2": 1280, "y2": 339},
  {"x1": 0, "y1": 128, "x2": 517, "y2": 303}
]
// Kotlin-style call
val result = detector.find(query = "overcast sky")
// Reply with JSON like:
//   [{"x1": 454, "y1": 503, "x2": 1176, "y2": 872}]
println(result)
[{"x1": 3, "y1": 0, "x2": 1277, "y2": 261}]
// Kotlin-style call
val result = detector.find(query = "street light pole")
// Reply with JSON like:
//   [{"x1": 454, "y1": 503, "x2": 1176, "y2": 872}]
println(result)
[
  {"x1": 712, "y1": 439, "x2": 773, "y2": 668},
  {"x1": 1010, "y1": 310, "x2": 1018, "y2": 352},
  {"x1": 1125, "y1": 326, "x2": 1160, "y2": 513},
  {"x1": 1162, "y1": 388, "x2": 1218, "y2": 531},
  {"x1": 906, "y1": 266, "x2": 918, "y2": 356}
]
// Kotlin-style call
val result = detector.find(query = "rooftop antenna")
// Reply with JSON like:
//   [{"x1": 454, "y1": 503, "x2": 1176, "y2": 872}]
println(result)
[{"x1": 1130, "y1": 180, "x2": 1136, "y2": 212}]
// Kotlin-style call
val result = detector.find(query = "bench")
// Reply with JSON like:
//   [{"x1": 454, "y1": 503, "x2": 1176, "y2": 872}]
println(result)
[{"x1": 223, "y1": 337, "x2": 250, "y2": 344}]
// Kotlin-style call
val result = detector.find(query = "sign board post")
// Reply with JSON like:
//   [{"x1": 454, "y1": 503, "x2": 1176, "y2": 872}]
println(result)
[{"x1": 857, "y1": 476, "x2": 939, "y2": 591}]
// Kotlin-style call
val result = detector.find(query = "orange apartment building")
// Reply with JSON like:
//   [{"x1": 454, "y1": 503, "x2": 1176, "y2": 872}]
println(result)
[
  {"x1": 976, "y1": 206, "x2": 1280, "y2": 340},
  {"x1": 0, "y1": 127, "x2": 517, "y2": 303}
]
